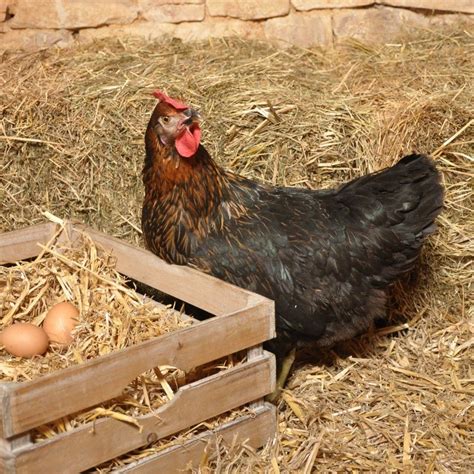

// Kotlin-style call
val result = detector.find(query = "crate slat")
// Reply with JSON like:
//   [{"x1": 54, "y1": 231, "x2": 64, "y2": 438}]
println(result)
[
  {"x1": 0, "y1": 222, "x2": 55, "y2": 264},
  {"x1": 0, "y1": 299, "x2": 273, "y2": 438},
  {"x1": 13, "y1": 353, "x2": 275, "y2": 473},
  {"x1": 118, "y1": 403, "x2": 276, "y2": 473},
  {"x1": 70, "y1": 224, "x2": 265, "y2": 316}
]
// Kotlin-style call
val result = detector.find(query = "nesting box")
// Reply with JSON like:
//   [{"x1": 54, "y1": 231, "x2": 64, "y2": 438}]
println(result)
[{"x1": 0, "y1": 222, "x2": 276, "y2": 473}]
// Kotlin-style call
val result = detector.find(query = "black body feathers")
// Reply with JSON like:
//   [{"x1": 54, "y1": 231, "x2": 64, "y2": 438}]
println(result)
[{"x1": 143, "y1": 145, "x2": 443, "y2": 356}]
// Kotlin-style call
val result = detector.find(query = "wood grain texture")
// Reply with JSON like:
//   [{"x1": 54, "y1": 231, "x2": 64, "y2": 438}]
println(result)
[
  {"x1": 0, "y1": 222, "x2": 54, "y2": 264},
  {"x1": 70, "y1": 223, "x2": 270, "y2": 316},
  {"x1": 0, "y1": 385, "x2": 10, "y2": 439},
  {"x1": 2, "y1": 301, "x2": 273, "y2": 438},
  {"x1": 117, "y1": 403, "x2": 277, "y2": 473},
  {"x1": 13, "y1": 354, "x2": 275, "y2": 474}
]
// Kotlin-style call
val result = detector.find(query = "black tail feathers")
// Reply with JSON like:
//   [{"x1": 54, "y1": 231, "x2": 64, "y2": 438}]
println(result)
[
  {"x1": 393, "y1": 153, "x2": 444, "y2": 237},
  {"x1": 337, "y1": 153, "x2": 444, "y2": 284}
]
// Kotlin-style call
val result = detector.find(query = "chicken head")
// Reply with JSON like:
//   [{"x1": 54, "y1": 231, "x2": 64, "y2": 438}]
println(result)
[{"x1": 151, "y1": 90, "x2": 201, "y2": 158}]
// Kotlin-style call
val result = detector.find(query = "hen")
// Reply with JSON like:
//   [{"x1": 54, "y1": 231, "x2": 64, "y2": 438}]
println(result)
[{"x1": 142, "y1": 91, "x2": 443, "y2": 395}]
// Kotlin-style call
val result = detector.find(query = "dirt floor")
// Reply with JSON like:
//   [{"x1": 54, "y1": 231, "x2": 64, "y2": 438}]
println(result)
[{"x1": 1, "y1": 29, "x2": 473, "y2": 472}]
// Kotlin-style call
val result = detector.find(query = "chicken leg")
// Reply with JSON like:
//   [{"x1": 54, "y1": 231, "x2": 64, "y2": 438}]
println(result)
[{"x1": 266, "y1": 347, "x2": 297, "y2": 403}]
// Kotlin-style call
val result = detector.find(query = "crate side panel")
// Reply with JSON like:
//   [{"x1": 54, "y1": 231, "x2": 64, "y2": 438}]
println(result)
[
  {"x1": 6, "y1": 303, "x2": 273, "y2": 437},
  {"x1": 72, "y1": 224, "x2": 263, "y2": 316},
  {"x1": 0, "y1": 440, "x2": 12, "y2": 473},
  {"x1": 0, "y1": 222, "x2": 55, "y2": 264},
  {"x1": 0, "y1": 456, "x2": 12, "y2": 474},
  {"x1": 119, "y1": 404, "x2": 277, "y2": 473},
  {"x1": 13, "y1": 355, "x2": 274, "y2": 473}
]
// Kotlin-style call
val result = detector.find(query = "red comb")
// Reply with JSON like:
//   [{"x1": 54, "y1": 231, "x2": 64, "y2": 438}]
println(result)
[{"x1": 152, "y1": 90, "x2": 189, "y2": 111}]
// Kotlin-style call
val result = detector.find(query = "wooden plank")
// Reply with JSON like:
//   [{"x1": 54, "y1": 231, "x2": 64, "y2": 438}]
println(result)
[
  {"x1": 247, "y1": 345, "x2": 266, "y2": 411},
  {"x1": 0, "y1": 385, "x2": 11, "y2": 440},
  {"x1": 3, "y1": 302, "x2": 274, "y2": 437},
  {"x1": 118, "y1": 403, "x2": 277, "y2": 473},
  {"x1": 0, "y1": 221, "x2": 270, "y2": 318},
  {"x1": 70, "y1": 223, "x2": 269, "y2": 316},
  {"x1": 13, "y1": 354, "x2": 275, "y2": 474},
  {"x1": 0, "y1": 430, "x2": 31, "y2": 474},
  {"x1": 0, "y1": 455, "x2": 13, "y2": 474},
  {"x1": 0, "y1": 222, "x2": 55, "y2": 264},
  {"x1": 0, "y1": 433, "x2": 32, "y2": 474}
]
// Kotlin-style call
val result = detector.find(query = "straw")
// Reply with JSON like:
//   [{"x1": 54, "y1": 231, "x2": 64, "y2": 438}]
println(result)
[{"x1": 1, "y1": 27, "x2": 472, "y2": 471}]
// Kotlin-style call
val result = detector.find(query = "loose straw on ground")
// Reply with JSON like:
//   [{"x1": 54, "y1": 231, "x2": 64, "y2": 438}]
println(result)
[{"x1": 1, "y1": 27, "x2": 472, "y2": 471}]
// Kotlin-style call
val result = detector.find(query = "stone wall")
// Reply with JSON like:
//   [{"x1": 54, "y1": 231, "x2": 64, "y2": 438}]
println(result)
[{"x1": 1, "y1": 1, "x2": 472, "y2": 51}]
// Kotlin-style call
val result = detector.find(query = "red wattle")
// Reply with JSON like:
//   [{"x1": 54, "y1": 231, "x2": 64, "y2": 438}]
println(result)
[{"x1": 175, "y1": 125, "x2": 201, "y2": 158}]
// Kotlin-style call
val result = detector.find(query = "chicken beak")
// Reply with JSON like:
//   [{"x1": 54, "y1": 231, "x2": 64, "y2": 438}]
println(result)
[{"x1": 182, "y1": 108, "x2": 200, "y2": 126}]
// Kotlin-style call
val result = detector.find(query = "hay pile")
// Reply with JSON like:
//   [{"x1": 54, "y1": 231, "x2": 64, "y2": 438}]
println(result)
[{"x1": 1, "y1": 28, "x2": 472, "y2": 471}]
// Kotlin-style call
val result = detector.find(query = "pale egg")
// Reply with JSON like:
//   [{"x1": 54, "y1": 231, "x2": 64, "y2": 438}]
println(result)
[
  {"x1": 43, "y1": 302, "x2": 79, "y2": 344},
  {"x1": 0, "y1": 323, "x2": 49, "y2": 358}
]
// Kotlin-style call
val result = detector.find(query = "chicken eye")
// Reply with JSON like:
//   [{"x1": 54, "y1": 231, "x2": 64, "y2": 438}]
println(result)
[{"x1": 160, "y1": 116, "x2": 171, "y2": 125}]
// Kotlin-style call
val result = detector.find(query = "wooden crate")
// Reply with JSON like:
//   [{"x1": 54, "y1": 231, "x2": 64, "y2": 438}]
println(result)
[{"x1": 0, "y1": 222, "x2": 276, "y2": 473}]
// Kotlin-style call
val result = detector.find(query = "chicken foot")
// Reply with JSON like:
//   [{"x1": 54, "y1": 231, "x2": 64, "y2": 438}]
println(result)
[{"x1": 266, "y1": 347, "x2": 297, "y2": 403}]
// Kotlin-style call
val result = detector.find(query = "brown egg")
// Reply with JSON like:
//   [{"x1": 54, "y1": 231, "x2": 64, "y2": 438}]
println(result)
[
  {"x1": 43, "y1": 302, "x2": 80, "y2": 344},
  {"x1": 0, "y1": 323, "x2": 49, "y2": 358}
]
